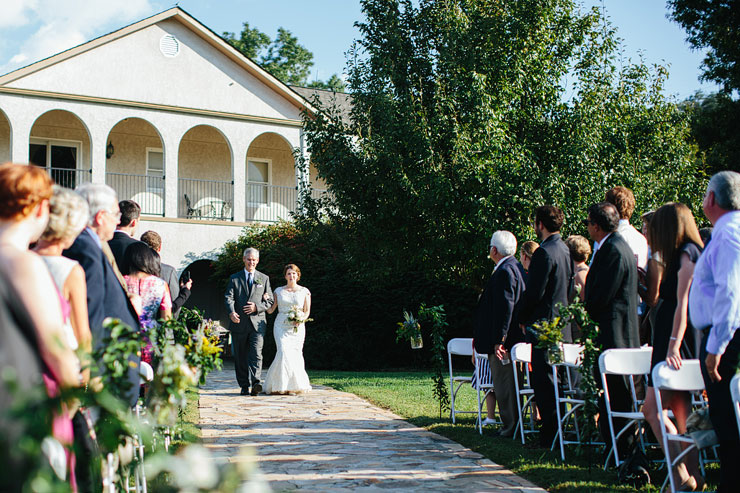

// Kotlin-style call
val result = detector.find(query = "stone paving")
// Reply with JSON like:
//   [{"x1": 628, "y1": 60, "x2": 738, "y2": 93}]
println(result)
[{"x1": 199, "y1": 363, "x2": 545, "y2": 492}]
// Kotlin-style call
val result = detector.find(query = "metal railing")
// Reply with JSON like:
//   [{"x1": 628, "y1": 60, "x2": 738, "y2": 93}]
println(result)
[
  {"x1": 106, "y1": 172, "x2": 165, "y2": 216},
  {"x1": 47, "y1": 167, "x2": 93, "y2": 190},
  {"x1": 245, "y1": 183, "x2": 299, "y2": 223},
  {"x1": 179, "y1": 178, "x2": 234, "y2": 221}
]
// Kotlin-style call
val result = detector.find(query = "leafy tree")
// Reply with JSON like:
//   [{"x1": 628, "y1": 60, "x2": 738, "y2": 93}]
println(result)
[
  {"x1": 668, "y1": 0, "x2": 740, "y2": 93},
  {"x1": 681, "y1": 91, "x2": 740, "y2": 174},
  {"x1": 223, "y1": 24, "x2": 345, "y2": 90},
  {"x1": 302, "y1": 0, "x2": 705, "y2": 287}
]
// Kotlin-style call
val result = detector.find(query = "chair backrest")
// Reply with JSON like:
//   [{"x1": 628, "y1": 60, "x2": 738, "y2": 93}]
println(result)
[
  {"x1": 139, "y1": 361, "x2": 154, "y2": 384},
  {"x1": 185, "y1": 193, "x2": 192, "y2": 208},
  {"x1": 511, "y1": 342, "x2": 531, "y2": 363},
  {"x1": 562, "y1": 343, "x2": 584, "y2": 366},
  {"x1": 652, "y1": 360, "x2": 705, "y2": 392},
  {"x1": 598, "y1": 347, "x2": 653, "y2": 376},
  {"x1": 731, "y1": 374, "x2": 740, "y2": 408},
  {"x1": 447, "y1": 337, "x2": 473, "y2": 357}
]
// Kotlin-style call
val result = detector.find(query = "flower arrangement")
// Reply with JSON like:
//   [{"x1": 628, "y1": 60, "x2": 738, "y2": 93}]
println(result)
[
  {"x1": 287, "y1": 305, "x2": 312, "y2": 333},
  {"x1": 529, "y1": 315, "x2": 566, "y2": 364},
  {"x1": 396, "y1": 310, "x2": 423, "y2": 348}
]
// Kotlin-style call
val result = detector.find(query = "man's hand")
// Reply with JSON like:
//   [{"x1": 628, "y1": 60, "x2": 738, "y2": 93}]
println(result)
[
  {"x1": 243, "y1": 302, "x2": 256, "y2": 314},
  {"x1": 229, "y1": 311, "x2": 240, "y2": 323},
  {"x1": 182, "y1": 279, "x2": 193, "y2": 290},
  {"x1": 494, "y1": 344, "x2": 507, "y2": 361},
  {"x1": 706, "y1": 352, "x2": 722, "y2": 382}
]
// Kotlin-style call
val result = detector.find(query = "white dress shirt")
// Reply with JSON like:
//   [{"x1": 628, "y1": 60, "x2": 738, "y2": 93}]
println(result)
[
  {"x1": 689, "y1": 210, "x2": 740, "y2": 355},
  {"x1": 493, "y1": 255, "x2": 513, "y2": 273}
]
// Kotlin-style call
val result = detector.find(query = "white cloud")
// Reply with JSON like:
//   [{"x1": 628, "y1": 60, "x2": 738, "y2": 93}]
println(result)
[{"x1": 1, "y1": 0, "x2": 154, "y2": 74}]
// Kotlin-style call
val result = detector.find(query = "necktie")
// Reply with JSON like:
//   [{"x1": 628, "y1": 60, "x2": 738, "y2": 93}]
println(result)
[{"x1": 247, "y1": 272, "x2": 253, "y2": 291}]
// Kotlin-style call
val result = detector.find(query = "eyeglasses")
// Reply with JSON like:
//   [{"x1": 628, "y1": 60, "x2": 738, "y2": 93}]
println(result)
[{"x1": 581, "y1": 219, "x2": 594, "y2": 227}]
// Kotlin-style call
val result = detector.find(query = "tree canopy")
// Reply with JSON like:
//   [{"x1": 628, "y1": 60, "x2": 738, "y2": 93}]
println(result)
[
  {"x1": 669, "y1": 0, "x2": 740, "y2": 93},
  {"x1": 302, "y1": 0, "x2": 705, "y2": 285},
  {"x1": 223, "y1": 23, "x2": 346, "y2": 91}
]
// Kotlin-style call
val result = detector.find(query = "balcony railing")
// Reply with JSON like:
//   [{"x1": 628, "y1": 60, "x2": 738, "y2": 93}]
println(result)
[
  {"x1": 46, "y1": 167, "x2": 93, "y2": 190},
  {"x1": 179, "y1": 178, "x2": 234, "y2": 221},
  {"x1": 106, "y1": 172, "x2": 165, "y2": 216}
]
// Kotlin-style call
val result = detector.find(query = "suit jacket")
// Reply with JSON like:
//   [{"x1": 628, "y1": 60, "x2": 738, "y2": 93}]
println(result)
[
  {"x1": 584, "y1": 232, "x2": 640, "y2": 350},
  {"x1": 64, "y1": 229, "x2": 141, "y2": 405},
  {"x1": 224, "y1": 269, "x2": 274, "y2": 334},
  {"x1": 473, "y1": 256, "x2": 526, "y2": 354},
  {"x1": 160, "y1": 262, "x2": 190, "y2": 316},
  {"x1": 519, "y1": 233, "x2": 573, "y2": 342},
  {"x1": 108, "y1": 231, "x2": 143, "y2": 275}
]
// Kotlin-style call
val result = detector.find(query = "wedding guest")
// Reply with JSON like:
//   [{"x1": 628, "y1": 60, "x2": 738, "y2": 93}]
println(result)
[
  {"x1": 642, "y1": 202, "x2": 703, "y2": 490},
  {"x1": 699, "y1": 226, "x2": 712, "y2": 247},
  {"x1": 63, "y1": 183, "x2": 141, "y2": 406},
  {"x1": 584, "y1": 202, "x2": 640, "y2": 460},
  {"x1": 473, "y1": 231, "x2": 525, "y2": 437},
  {"x1": 123, "y1": 242, "x2": 172, "y2": 365},
  {"x1": 0, "y1": 163, "x2": 80, "y2": 490},
  {"x1": 519, "y1": 240, "x2": 539, "y2": 277},
  {"x1": 639, "y1": 210, "x2": 663, "y2": 345},
  {"x1": 224, "y1": 248, "x2": 274, "y2": 396},
  {"x1": 591, "y1": 186, "x2": 648, "y2": 269},
  {"x1": 33, "y1": 186, "x2": 93, "y2": 383},
  {"x1": 140, "y1": 230, "x2": 192, "y2": 317},
  {"x1": 519, "y1": 206, "x2": 572, "y2": 447},
  {"x1": 565, "y1": 235, "x2": 591, "y2": 302},
  {"x1": 689, "y1": 171, "x2": 740, "y2": 492},
  {"x1": 108, "y1": 199, "x2": 143, "y2": 274},
  {"x1": 264, "y1": 264, "x2": 312, "y2": 395}
]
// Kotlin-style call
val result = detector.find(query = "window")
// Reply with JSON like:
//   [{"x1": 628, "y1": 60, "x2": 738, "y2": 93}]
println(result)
[
  {"x1": 247, "y1": 159, "x2": 270, "y2": 205},
  {"x1": 146, "y1": 148, "x2": 164, "y2": 194},
  {"x1": 29, "y1": 139, "x2": 82, "y2": 189}
]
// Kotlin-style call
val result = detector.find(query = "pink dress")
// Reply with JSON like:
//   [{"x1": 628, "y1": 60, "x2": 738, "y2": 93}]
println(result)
[{"x1": 124, "y1": 274, "x2": 172, "y2": 364}]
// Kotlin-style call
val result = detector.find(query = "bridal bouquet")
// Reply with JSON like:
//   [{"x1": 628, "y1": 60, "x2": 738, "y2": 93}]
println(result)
[{"x1": 287, "y1": 305, "x2": 312, "y2": 333}]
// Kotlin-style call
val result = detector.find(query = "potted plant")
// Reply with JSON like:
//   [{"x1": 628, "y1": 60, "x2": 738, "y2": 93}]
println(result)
[
  {"x1": 529, "y1": 315, "x2": 565, "y2": 365},
  {"x1": 396, "y1": 310, "x2": 423, "y2": 349}
]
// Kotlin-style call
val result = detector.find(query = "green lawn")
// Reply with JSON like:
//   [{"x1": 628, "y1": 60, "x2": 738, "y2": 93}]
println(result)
[{"x1": 309, "y1": 369, "x2": 718, "y2": 493}]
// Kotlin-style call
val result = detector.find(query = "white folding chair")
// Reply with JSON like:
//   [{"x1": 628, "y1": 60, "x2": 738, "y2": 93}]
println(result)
[
  {"x1": 511, "y1": 343, "x2": 537, "y2": 444},
  {"x1": 732, "y1": 373, "x2": 740, "y2": 442},
  {"x1": 653, "y1": 361, "x2": 718, "y2": 493},
  {"x1": 473, "y1": 351, "x2": 497, "y2": 434},
  {"x1": 599, "y1": 346, "x2": 653, "y2": 469},
  {"x1": 447, "y1": 338, "x2": 474, "y2": 423},
  {"x1": 553, "y1": 343, "x2": 586, "y2": 460}
]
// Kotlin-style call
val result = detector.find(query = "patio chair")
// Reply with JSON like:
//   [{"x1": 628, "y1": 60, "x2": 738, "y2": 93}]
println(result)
[
  {"x1": 732, "y1": 373, "x2": 740, "y2": 442},
  {"x1": 599, "y1": 346, "x2": 653, "y2": 469},
  {"x1": 184, "y1": 193, "x2": 199, "y2": 218},
  {"x1": 511, "y1": 342, "x2": 537, "y2": 444},
  {"x1": 553, "y1": 343, "x2": 586, "y2": 460},
  {"x1": 447, "y1": 338, "x2": 473, "y2": 424},
  {"x1": 652, "y1": 361, "x2": 718, "y2": 493},
  {"x1": 473, "y1": 350, "x2": 497, "y2": 434}
]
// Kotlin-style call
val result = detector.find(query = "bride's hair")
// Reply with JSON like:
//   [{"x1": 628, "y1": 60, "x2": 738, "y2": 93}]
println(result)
[{"x1": 283, "y1": 263, "x2": 301, "y2": 280}]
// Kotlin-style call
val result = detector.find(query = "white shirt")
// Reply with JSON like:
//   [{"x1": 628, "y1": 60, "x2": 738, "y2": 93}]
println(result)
[
  {"x1": 243, "y1": 268, "x2": 254, "y2": 285},
  {"x1": 689, "y1": 210, "x2": 740, "y2": 355},
  {"x1": 493, "y1": 255, "x2": 513, "y2": 273}
]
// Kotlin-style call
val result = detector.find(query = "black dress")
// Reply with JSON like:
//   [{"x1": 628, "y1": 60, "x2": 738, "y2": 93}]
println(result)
[{"x1": 649, "y1": 241, "x2": 702, "y2": 383}]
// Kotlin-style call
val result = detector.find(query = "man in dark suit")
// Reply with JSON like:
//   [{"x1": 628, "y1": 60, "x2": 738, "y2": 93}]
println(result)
[
  {"x1": 224, "y1": 247, "x2": 274, "y2": 395},
  {"x1": 140, "y1": 230, "x2": 193, "y2": 317},
  {"x1": 473, "y1": 230, "x2": 526, "y2": 437},
  {"x1": 584, "y1": 201, "x2": 640, "y2": 456},
  {"x1": 108, "y1": 199, "x2": 144, "y2": 274},
  {"x1": 63, "y1": 183, "x2": 141, "y2": 406},
  {"x1": 519, "y1": 205, "x2": 573, "y2": 446}
]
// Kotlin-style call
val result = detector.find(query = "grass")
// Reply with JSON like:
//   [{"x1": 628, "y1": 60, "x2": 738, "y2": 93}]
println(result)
[
  {"x1": 309, "y1": 369, "x2": 719, "y2": 493},
  {"x1": 171, "y1": 386, "x2": 201, "y2": 448}
]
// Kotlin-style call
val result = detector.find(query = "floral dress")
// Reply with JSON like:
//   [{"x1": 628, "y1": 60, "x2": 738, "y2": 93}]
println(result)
[{"x1": 125, "y1": 274, "x2": 172, "y2": 364}]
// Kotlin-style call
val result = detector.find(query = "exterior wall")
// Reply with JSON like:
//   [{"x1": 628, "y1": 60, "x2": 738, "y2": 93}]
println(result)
[
  {"x1": 29, "y1": 110, "x2": 91, "y2": 169},
  {"x1": 6, "y1": 20, "x2": 302, "y2": 122},
  {"x1": 309, "y1": 161, "x2": 326, "y2": 189},
  {"x1": 107, "y1": 118, "x2": 163, "y2": 175},
  {"x1": 178, "y1": 125, "x2": 231, "y2": 181},
  {"x1": 247, "y1": 132, "x2": 295, "y2": 188},
  {"x1": 0, "y1": 112, "x2": 9, "y2": 162}
]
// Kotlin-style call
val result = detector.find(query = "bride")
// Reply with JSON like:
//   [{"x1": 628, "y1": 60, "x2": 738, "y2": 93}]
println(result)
[{"x1": 263, "y1": 263, "x2": 312, "y2": 394}]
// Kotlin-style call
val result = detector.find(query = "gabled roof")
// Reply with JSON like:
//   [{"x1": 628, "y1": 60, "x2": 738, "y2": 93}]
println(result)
[
  {"x1": 290, "y1": 86, "x2": 353, "y2": 125},
  {"x1": 0, "y1": 7, "x2": 315, "y2": 114}
]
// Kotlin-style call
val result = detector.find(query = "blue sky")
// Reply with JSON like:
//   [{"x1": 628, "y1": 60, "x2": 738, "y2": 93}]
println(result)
[{"x1": 0, "y1": 0, "x2": 718, "y2": 100}]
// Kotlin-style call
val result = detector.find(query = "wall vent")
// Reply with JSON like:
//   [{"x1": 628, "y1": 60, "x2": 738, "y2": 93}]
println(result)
[{"x1": 160, "y1": 34, "x2": 180, "y2": 57}]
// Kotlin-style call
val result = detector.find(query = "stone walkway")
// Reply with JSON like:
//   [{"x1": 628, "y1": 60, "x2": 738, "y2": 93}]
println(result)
[{"x1": 199, "y1": 363, "x2": 544, "y2": 492}]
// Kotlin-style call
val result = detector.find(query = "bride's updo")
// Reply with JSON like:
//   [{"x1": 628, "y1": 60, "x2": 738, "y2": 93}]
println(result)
[{"x1": 284, "y1": 263, "x2": 301, "y2": 280}]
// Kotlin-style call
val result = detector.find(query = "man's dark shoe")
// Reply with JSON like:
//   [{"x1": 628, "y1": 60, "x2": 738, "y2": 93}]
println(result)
[
  {"x1": 240, "y1": 387, "x2": 250, "y2": 395},
  {"x1": 251, "y1": 383, "x2": 262, "y2": 396}
]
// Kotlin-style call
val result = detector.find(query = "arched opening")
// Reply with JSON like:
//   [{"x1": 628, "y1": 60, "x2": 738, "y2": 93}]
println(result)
[
  {"x1": 177, "y1": 125, "x2": 233, "y2": 220},
  {"x1": 181, "y1": 259, "x2": 231, "y2": 354},
  {"x1": 106, "y1": 117, "x2": 165, "y2": 216},
  {"x1": 0, "y1": 109, "x2": 10, "y2": 163},
  {"x1": 245, "y1": 132, "x2": 296, "y2": 222},
  {"x1": 29, "y1": 109, "x2": 91, "y2": 189}
]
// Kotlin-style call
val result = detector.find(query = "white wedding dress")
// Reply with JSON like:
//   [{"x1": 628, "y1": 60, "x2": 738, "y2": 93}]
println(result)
[{"x1": 264, "y1": 286, "x2": 312, "y2": 394}]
